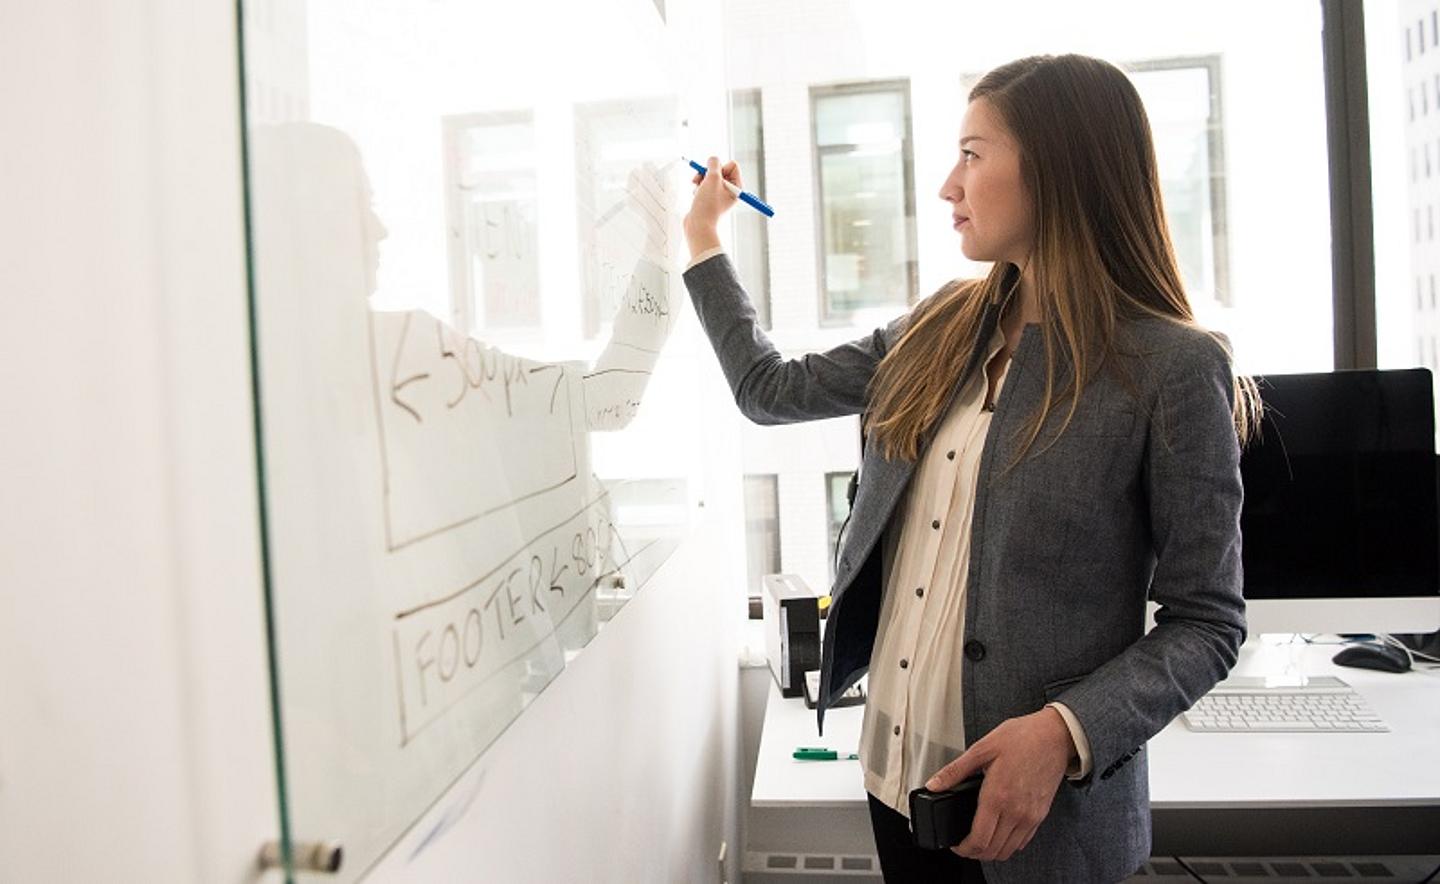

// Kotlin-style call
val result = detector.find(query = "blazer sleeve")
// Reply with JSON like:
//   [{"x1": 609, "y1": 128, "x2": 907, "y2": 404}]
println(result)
[
  {"x1": 682, "y1": 253, "x2": 908, "y2": 425},
  {"x1": 1050, "y1": 332, "x2": 1247, "y2": 790}
]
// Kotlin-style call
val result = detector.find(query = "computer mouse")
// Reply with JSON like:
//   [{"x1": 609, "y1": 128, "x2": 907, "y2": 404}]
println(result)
[{"x1": 1332, "y1": 643, "x2": 1412, "y2": 673}]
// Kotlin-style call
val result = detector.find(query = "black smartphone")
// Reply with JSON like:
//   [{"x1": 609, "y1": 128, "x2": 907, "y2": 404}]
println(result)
[{"x1": 908, "y1": 776, "x2": 983, "y2": 850}]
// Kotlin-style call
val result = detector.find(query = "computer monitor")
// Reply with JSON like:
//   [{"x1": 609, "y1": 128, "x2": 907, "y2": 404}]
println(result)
[{"x1": 1240, "y1": 368, "x2": 1440, "y2": 635}]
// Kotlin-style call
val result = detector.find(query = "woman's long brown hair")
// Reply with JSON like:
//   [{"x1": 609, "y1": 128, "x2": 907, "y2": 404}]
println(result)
[{"x1": 865, "y1": 54, "x2": 1260, "y2": 463}]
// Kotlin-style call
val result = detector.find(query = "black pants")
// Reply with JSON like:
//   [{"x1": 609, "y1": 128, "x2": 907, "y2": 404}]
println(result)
[{"x1": 867, "y1": 793, "x2": 987, "y2": 883}]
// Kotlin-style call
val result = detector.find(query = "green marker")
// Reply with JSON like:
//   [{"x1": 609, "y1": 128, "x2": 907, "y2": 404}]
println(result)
[{"x1": 793, "y1": 747, "x2": 859, "y2": 761}]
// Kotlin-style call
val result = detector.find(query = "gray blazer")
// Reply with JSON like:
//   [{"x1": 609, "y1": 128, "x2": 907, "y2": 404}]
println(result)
[{"x1": 684, "y1": 254, "x2": 1246, "y2": 884}]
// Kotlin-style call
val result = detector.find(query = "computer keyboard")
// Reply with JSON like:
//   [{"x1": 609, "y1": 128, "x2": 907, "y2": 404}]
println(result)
[{"x1": 1182, "y1": 676, "x2": 1390, "y2": 733}]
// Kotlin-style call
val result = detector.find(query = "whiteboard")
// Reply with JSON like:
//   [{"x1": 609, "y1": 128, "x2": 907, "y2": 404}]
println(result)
[{"x1": 243, "y1": 0, "x2": 710, "y2": 875}]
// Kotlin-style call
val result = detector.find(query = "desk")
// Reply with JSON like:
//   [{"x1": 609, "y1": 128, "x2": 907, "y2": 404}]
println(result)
[{"x1": 750, "y1": 638, "x2": 1440, "y2": 861}]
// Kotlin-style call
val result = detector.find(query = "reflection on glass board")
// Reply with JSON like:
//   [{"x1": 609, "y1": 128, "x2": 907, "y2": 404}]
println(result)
[
  {"x1": 443, "y1": 112, "x2": 541, "y2": 333},
  {"x1": 241, "y1": 0, "x2": 706, "y2": 866},
  {"x1": 248, "y1": 115, "x2": 690, "y2": 880}
]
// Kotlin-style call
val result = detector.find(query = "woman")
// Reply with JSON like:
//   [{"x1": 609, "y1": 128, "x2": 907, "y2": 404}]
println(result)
[{"x1": 683, "y1": 54, "x2": 1256, "y2": 883}]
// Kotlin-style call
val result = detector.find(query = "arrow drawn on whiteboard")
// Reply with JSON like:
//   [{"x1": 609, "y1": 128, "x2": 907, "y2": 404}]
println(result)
[
  {"x1": 390, "y1": 312, "x2": 429, "y2": 423},
  {"x1": 528, "y1": 364, "x2": 564, "y2": 414}
]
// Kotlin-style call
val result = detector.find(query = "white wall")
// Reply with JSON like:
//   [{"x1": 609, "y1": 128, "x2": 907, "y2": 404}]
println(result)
[{"x1": 0, "y1": 2, "x2": 280, "y2": 882}]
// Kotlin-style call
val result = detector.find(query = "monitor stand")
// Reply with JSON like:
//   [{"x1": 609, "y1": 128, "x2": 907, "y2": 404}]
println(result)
[{"x1": 1245, "y1": 633, "x2": 1326, "y2": 687}]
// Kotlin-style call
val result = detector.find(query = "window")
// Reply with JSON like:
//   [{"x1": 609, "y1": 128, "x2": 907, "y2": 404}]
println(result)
[
  {"x1": 984, "y1": 33, "x2": 1330, "y2": 374},
  {"x1": 743, "y1": 475, "x2": 781, "y2": 595},
  {"x1": 811, "y1": 80, "x2": 918, "y2": 324},
  {"x1": 730, "y1": 89, "x2": 772, "y2": 329},
  {"x1": 443, "y1": 112, "x2": 540, "y2": 335},
  {"x1": 1128, "y1": 56, "x2": 1232, "y2": 308},
  {"x1": 824, "y1": 471, "x2": 853, "y2": 582}
]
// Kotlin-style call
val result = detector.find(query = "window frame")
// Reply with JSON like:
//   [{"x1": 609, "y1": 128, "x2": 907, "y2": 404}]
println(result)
[
  {"x1": 1125, "y1": 54, "x2": 1234, "y2": 309},
  {"x1": 809, "y1": 78, "x2": 920, "y2": 327},
  {"x1": 1322, "y1": 0, "x2": 1377, "y2": 370},
  {"x1": 730, "y1": 88, "x2": 773, "y2": 330},
  {"x1": 742, "y1": 474, "x2": 782, "y2": 595}
]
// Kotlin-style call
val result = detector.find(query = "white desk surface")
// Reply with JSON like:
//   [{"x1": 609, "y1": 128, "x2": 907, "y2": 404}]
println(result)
[{"x1": 752, "y1": 637, "x2": 1440, "y2": 810}]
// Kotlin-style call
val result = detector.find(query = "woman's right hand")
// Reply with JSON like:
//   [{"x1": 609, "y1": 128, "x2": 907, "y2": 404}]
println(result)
[{"x1": 682, "y1": 156, "x2": 741, "y2": 258}]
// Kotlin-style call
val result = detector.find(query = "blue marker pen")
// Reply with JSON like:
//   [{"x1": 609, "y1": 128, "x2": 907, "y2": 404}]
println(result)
[{"x1": 686, "y1": 157, "x2": 776, "y2": 218}]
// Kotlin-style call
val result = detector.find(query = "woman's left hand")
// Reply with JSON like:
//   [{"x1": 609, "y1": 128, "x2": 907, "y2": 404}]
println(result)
[{"x1": 924, "y1": 706, "x2": 1076, "y2": 862}]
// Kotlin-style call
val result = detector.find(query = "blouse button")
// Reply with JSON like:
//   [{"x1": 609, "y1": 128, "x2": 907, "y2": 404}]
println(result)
[
  {"x1": 931, "y1": 519, "x2": 941, "y2": 530},
  {"x1": 946, "y1": 450, "x2": 956, "y2": 460},
  {"x1": 899, "y1": 659, "x2": 909, "y2": 670},
  {"x1": 893, "y1": 725, "x2": 901, "y2": 736},
  {"x1": 915, "y1": 587, "x2": 924, "y2": 598}
]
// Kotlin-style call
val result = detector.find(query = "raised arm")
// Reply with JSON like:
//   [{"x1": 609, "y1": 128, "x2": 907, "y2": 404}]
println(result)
[
  {"x1": 682, "y1": 156, "x2": 905, "y2": 425},
  {"x1": 683, "y1": 252, "x2": 904, "y2": 424}
]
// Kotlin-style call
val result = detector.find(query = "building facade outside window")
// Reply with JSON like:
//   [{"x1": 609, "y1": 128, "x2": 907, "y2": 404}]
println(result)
[{"x1": 1374, "y1": 0, "x2": 1440, "y2": 447}]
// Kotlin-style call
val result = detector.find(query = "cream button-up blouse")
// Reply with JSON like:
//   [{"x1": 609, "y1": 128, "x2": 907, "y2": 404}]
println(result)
[{"x1": 860, "y1": 324, "x2": 1093, "y2": 816}]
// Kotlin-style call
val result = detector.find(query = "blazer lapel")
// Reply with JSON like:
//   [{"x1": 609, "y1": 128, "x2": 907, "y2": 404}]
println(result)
[{"x1": 834, "y1": 298, "x2": 1007, "y2": 600}]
